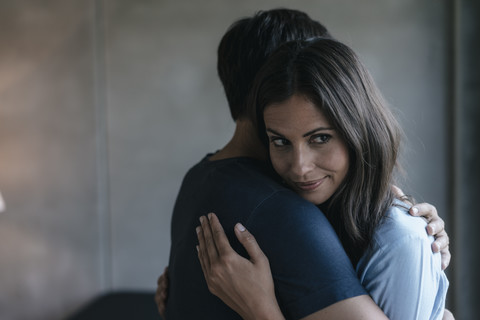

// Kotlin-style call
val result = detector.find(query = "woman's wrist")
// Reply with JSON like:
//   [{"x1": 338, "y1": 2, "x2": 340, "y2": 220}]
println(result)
[{"x1": 245, "y1": 299, "x2": 285, "y2": 320}]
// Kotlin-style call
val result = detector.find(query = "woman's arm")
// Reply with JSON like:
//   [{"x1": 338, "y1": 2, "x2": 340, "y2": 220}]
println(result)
[
  {"x1": 154, "y1": 204, "x2": 451, "y2": 318},
  {"x1": 196, "y1": 213, "x2": 388, "y2": 320},
  {"x1": 196, "y1": 213, "x2": 453, "y2": 320}
]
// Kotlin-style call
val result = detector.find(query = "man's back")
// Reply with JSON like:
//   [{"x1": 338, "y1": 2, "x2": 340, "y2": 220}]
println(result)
[
  {"x1": 166, "y1": 155, "x2": 284, "y2": 318},
  {"x1": 166, "y1": 155, "x2": 366, "y2": 319}
]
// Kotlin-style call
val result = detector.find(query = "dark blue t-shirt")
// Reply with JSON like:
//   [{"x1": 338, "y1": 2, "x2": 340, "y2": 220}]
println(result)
[{"x1": 166, "y1": 155, "x2": 366, "y2": 320}]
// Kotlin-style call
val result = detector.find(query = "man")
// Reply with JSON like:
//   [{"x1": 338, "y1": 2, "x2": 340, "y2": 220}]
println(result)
[{"x1": 158, "y1": 9, "x2": 450, "y2": 319}]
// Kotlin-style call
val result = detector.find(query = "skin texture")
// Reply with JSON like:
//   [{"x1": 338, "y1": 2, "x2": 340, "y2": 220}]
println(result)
[{"x1": 265, "y1": 95, "x2": 349, "y2": 206}]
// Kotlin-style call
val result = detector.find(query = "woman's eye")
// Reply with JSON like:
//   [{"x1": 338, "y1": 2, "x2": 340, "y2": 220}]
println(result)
[
  {"x1": 311, "y1": 134, "x2": 331, "y2": 144},
  {"x1": 270, "y1": 137, "x2": 289, "y2": 147}
]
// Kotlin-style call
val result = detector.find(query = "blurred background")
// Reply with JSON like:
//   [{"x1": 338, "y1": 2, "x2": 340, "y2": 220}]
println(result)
[{"x1": 0, "y1": 0, "x2": 478, "y2": 319}]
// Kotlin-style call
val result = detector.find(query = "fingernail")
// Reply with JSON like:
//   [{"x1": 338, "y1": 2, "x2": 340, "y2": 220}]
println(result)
[
  {"x1": 428, "y1": 225, "x2": 435, "y2": 235},
  {"x1": 236, "y1": 223, "x2": 246, "y2": 232},
  {"x1": 199, "y1": 216, "x2": 204, "y2": 223},
  {"x1": 208, "y1": 213, "x2": 212, "y2": 220},
  {"x1": 411, "y1": 207, "x2": 419, "y2": 215},
  {"x1": 196, "y1": 245, "x2": 199, "y2": 252},
  {"x1": 196, "y1": 226, "x2": 201, "y2": 234}
]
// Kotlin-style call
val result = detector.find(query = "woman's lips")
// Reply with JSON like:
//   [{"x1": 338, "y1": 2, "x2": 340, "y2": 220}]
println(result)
[{"x1": 294, "y1": 177, "x2": 327, "y2": 192}]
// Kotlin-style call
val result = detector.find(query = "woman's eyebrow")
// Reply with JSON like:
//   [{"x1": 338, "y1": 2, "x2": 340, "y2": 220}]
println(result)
[
  {"x1": 303, "y1": 127, "x2": 334, "y2": 137},
  {"x1": 266, "y1": 128, "x2": 285, "y2": 137},
  {"x1": 266, "y1": 127, "x2": 334, "y2": 138}
]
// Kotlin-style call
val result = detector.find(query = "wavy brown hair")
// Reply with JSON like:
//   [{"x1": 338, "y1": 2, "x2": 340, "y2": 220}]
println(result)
[{"x1": 249, "y1": 38, "x2": 402, "y2": 264}]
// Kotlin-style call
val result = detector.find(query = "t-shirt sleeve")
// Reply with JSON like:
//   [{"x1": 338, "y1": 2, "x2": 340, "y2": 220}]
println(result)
[
  {"x1": 246, "y1": 191, "x2": 367, "y2": 320},
  {"x1": 357, "y1": 221, "x2": 449, "y2": 320}
]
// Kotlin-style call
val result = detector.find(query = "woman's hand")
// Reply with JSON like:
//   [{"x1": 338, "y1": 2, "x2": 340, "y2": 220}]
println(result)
[
  {"x1": 154, "y1": 266, "x2": 169, "y2": 318},
  {"x1": 409, "y1": 202, "x2": 451, "y2": 270},
  {"x1": 196, "y1": 213, "x2": 285, "y2": 320},
  {"x1": 392, "y1": 185, "x2": 451, "y2": 270}
]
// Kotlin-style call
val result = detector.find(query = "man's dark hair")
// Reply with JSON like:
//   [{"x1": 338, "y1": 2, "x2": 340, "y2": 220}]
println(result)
[{"x1": 217, "y1": 8, "x2": 332, "y2": 120}]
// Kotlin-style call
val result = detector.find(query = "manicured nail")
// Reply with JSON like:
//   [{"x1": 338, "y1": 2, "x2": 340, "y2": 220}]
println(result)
[
  {"x1": 196, "y1": 226, "x2": 201, "y2": 234},
  {"x1": 411, "y1": 207, "x2": 419, "y2": 215},
  {"x1": 208, "y1": 213, "x2": 212, "y2": 220},
  {"x1": 199, "y1": 216, "x2": 205, "y2": 223},
  {"x1": 236, "y1": 223, "x2": 246, "y2": 232}
]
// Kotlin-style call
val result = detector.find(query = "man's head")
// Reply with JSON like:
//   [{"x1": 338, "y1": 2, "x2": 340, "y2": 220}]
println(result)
[{"x1": 217, "y1": 8, "x2": 332, "y2": 121}]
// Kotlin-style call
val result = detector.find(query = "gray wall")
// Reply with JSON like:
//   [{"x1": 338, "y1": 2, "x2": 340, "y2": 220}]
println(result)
[{"x1": 0, "y1": 0, "x2": 477, "y2": 319}]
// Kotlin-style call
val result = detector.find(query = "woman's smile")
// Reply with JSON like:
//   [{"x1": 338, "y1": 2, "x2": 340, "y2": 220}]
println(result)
[{"x1": 293, "y1": 177, "x2": 327, "y2": 192}]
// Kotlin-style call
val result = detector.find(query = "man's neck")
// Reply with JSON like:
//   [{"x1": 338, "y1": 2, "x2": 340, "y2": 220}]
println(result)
[{"x1": 209, "y1": 119, "x2": 267, "y2": 162}]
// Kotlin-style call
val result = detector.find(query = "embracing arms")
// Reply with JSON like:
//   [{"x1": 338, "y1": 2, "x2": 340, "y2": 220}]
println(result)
[
  {"x1": 156, "y1": 202, "x2": 452, "y2": 319},
  {"x1": 196, "y1": 212, "x2": 453, "y2": 320},
  {"x1": 196, "y1": 212, "x2": 387, "y2": 320}
]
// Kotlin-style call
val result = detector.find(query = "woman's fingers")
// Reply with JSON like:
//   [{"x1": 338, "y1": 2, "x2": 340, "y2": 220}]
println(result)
[
  {"x1": 409, "y1": 202, "x2": 438, "y2": 223},
  {"x1": 200, "y1": 215, "x2": 219, "y2": 264},
  {"x1": 409, "y1": 202, "x2": 445, "y2": 240},
  {"x1": 197, "y1": 213, "x2": 266, "y2": 265},
  {"x1": 196, "y1": 221, "x2": 211, "y2": 273},
  {"x1": 431, "y1": 229, "x2": 450, "y2": 252},
  {"x1": 207, "y1": 213, "x2": 237, "y2": 256},
  {"x1": 408, "y1": 202, "x2": 451, "y2": 269},
  {"x1": 433, "y1": 229, "x2": 451, "y2": 270},
  {"x1": 426, "y1": 218, "x2": 445, "y2": 237},
  {"x1": 233, "y1": 222, "x2": 267, "y2": 264},
  {"x1": 440, "y1": 245, "x2": 451, "y2": 270}
]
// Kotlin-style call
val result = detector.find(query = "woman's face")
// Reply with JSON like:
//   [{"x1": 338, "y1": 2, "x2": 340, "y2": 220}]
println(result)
[{"x1": 264, "y1": 94, "x2": 349, "y2": 205}]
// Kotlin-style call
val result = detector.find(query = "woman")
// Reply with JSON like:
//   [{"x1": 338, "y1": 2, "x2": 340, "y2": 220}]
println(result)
[{"x1": 194, "y1": 38, "x2": 449, "y2": 319}]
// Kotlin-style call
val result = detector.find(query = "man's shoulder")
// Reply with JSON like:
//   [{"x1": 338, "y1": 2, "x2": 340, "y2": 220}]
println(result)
[
  {"x1": 185, "y1": 155, "x2": 289, "y2": 195},
  {"x1": 174, "y1": 155, "x2": 306, "y2": 227}
]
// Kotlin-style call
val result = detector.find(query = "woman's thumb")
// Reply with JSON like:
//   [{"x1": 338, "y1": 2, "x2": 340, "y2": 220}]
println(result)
[{"x1": 234, "y1": 223, "x2": 265, "y2": 262}]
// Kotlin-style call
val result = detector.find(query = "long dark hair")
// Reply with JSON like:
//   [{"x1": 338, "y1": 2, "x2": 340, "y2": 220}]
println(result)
[{"x1": 249, "y1": 38, "x2": 402, "y2": 264}]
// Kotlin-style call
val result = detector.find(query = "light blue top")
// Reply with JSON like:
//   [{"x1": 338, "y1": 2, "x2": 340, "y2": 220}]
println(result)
[{"x1": 356, "y1": 200, "x2": 449, "y2": 320}]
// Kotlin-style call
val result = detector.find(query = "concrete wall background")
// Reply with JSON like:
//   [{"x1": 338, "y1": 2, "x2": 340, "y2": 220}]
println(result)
[{"x1": 0, "y1": 0, "x2": 477, "y2": 319}]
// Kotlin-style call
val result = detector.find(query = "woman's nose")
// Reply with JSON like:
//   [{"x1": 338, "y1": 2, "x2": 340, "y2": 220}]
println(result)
[{"x1": 291, "y1": 146, "x2": 315, "y2": 177}]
